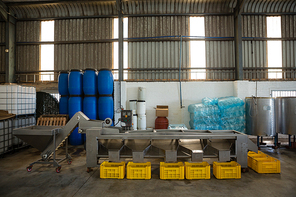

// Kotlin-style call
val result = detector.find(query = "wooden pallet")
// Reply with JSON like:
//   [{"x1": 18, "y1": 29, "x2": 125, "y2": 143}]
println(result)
[{"x1": 37, "y1": 115, "x2": 68, "y2": 126}]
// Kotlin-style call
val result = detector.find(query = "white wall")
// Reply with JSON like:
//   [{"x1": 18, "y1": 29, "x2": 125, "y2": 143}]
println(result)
[
  {"x1": 114, "y1": 81, "x2": 296, "y2": 129},
  {"x1": 123, "y1": 82, "x2": 234, "y2": 129},
  {"x1": 234, "y1": 80, "x2": 296, "y2": 99}
]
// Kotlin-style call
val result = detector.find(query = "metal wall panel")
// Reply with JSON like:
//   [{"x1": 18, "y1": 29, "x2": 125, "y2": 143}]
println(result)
[
  {"x1": 242, "y1": 15, "x2": 267, "y2": 80},
  {"x1": 128, "y1": 16, "x2": 188, "y2": 37},
  {"x1": 128, "y1": 16, "x2": 189, "y2": 80},
  {"x1": 205, "y1": 16, "x2": 235, "y2": 80},
  {"x1": 54, "y1": 18, "x2": 113, "y2": 71},
  {"x1": 282, "y1": 15, "x2": 296, "y2": 79},
  {"x1": 16, "y1": 21, "x2": 40, "y2": 82},
  {"x1": 128, "y1": 41, "x2": 189, "y2": 80},
  {"x1": 0, "y1": 22, "x2": 5, "y2": 82},
  {"x1": 0, "y1": 22, "x2": 5, "y2": 43}
]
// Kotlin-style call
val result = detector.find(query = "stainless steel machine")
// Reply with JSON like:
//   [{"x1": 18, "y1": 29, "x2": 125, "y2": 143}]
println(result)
[
  {"x1": 14, "y1": 112, "x2": 258, "y2": 173},
  {"x1": 13, "y1": 112, "x2": 110, "y2": 172},
  {"x1": 83, "y1": 128, "x2": 257, "y2": 171}
]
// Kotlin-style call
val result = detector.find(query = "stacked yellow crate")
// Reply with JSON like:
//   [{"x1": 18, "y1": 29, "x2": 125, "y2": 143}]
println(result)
[{"x1": 247, "y1": 151, "x2": 281, "y2": 173}]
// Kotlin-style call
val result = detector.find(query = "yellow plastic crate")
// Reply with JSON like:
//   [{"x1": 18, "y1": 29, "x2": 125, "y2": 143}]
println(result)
[
  {"x1": 185, "y1": 162, "x2": 210, "y2": 180},
  {"x1": 252, "y1": 157, "x2": 281, "y2": 173},
  {"x1": 160, "y1": 162, "x2": 184, "y2": 180},
  {"x1": 248, "y1": 151, "x2": 264, "y2": 156},
  {"x1": 248, "y1": 154, "x2": 269, "y2": 168},
  {"x1": 100, "y1": 161, "x2": 125, "y2": 179},
  {"x1": 213, "y1": 161, "x2": 241, "y2": 179},
  {"x1": 127, "y1": 162, "x2": 151, "y2": 180}
]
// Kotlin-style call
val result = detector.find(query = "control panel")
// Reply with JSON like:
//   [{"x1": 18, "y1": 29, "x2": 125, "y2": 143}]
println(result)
[{"x1": 121, "y1": 110, "x2": 132, "y2": 129}]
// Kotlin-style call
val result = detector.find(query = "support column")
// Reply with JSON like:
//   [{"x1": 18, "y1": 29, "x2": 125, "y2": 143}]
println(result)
[
  {"x1": 4, "y1": 6, "x2": 16, "y2": 83},
  {"x1": 117, "y1": 0, "x2": 123, "y2": 82},
  {"x1": 234, "y1": 0, "x2": 245, "y2": 80}
]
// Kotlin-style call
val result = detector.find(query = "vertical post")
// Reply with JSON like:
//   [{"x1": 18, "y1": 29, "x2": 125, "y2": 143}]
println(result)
[
  {"x1": 257, "y1": 136, "x2": 260, "y2": 147},
  {"x1": 234, "y1": 0, "x2": 245, "y2": 80},
  {"x1": 5, "y1": 8, "x2": 16, "y2": 83},
  {"x1": 117, "y1": 0, "x2": 123, "y2": 82},
  {"x1": 2, "y1": 5, "x2": 16, "y2": 83}
]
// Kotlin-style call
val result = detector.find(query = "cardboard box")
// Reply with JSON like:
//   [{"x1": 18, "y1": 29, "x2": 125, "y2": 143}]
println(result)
[{"x1": 156, "y1": 105, "x2": 169, "y2": 117}]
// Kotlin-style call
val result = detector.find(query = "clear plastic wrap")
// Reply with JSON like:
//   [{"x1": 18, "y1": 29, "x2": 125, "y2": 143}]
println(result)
[
  {"x1": 202, "y1": 97, "x2": 218, "y2": 106},
  {"x1": 188, "y1": 97, "x2": 245, "y2": 133}
]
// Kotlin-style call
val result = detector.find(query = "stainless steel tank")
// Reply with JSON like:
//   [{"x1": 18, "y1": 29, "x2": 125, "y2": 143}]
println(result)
[
  {"x1": 275, "y1": 97, "x2": 296, "y2": 135},
  {"x1": 245, "y1": 97, "x2": 276, "y2": 136}
]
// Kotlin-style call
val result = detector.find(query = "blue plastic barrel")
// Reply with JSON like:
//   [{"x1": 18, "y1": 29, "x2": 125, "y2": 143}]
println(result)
[
  {"x1": 83, "y1": 68, "x2": 97, "y2": 95},
  {"x1": 68, "y1": 96, "x2": 83, "y2": 145},
  {"x1": 97, "y1": 69, "x2": 114, "y2": 95},
  {"x1": 59, "y1": 96, "x2": 68, "y2": 114},
  {"x1": 98, "y1": 96, "x2": 114, "y2": 120},
  {"x1": 83, "y1": 96, "x2": 97, "y2": 120},
  {"x1": 68, "y1": 69, "x2": 83, "y2": 95},
  {"x1": 58, "y1": 71, "x2": 69, "y2": 95}
]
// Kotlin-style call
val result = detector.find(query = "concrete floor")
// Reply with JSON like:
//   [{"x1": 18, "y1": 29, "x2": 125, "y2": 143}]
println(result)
[{"x1": 0, "y1": 145, "x2": 296, "y2": 197}]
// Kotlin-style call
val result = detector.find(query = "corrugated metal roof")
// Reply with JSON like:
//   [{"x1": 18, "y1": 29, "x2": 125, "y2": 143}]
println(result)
[
  {"x1": 243, "y1": 0, "x2": 296, "y2": 13},
  {"x1": 9, "y1": 2, "x2": 117, "y2": 19},
  {"x1": 4, "y1": 0, "x2": 296, "y2": 20}
]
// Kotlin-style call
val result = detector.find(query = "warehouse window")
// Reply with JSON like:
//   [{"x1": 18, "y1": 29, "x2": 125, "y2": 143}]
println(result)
[
  {"x1": 40, "y1": 21, "x2": 54, "y2": 81},
  {"x1": 267, "y1": 16, "x2": 282, "y2": 79},
  {"x1": 271, "y1": 90, "x2": 296, "y2": 97},
  {"x1": 113, "y1": 18, "x2": 128, "y2": 80},
  {"x1": 190, "y1": 17, "x2": 206, "y2": 80}
]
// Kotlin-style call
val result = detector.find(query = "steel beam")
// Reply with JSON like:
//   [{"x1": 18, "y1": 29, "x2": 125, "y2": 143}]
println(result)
[
  {"x1": 116, "y1": 0, "x2": 123, "y2": 82},
  {"x1": 5, "y1": 8, "x2": 16, "y2": 83},
  {"x1": 234, "y1": 0, "x2": 244, "y2": 80}
]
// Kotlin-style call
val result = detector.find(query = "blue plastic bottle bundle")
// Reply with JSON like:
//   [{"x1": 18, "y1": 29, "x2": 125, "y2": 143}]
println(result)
[
  {"x1": 188, "y1": 96, "x2": 246, "y2": 133},
  {"x1": 202, "y1": 97, "x2": 218, "y2": 106}
]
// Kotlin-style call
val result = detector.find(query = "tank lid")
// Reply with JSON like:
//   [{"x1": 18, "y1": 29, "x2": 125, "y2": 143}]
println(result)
[
  {"x1": 245, "y1": 97, "x2": 274, "y2": 99},
  {"x1": 84, "y1": 68, "x2": 97, "y2": 71},
  {"x1": 99, "y1": 68, "x2": 112, "y2": 71},
  {"x1": 59, "y1": 71, "x2": 69, "y2": 74},
  {"x1": 274, "y1": 97, "x2": 296, "y2": 99},
  {"x1": 70, "y1": 69, "x2": 82, "y2": 72}
]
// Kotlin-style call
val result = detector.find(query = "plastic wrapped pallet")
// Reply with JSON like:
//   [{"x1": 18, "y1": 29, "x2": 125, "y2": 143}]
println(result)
[{"x1": 188, "y1": 96, "x2": 245, "y2": 133}]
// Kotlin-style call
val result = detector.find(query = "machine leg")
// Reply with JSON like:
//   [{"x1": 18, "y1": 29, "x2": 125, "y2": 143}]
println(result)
[
  {"x1": 87, "y1": 167, "x2": 93, "y2": 173},
  {"x1": 289, "y1": 135, "x2": 291, "y2": 147},
  {"x1": 273, "y1": 133, "x2": 278, "y2": 149},
  {"x1": 257, "y1": 136, "x2": 260, "y2": 148}
]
